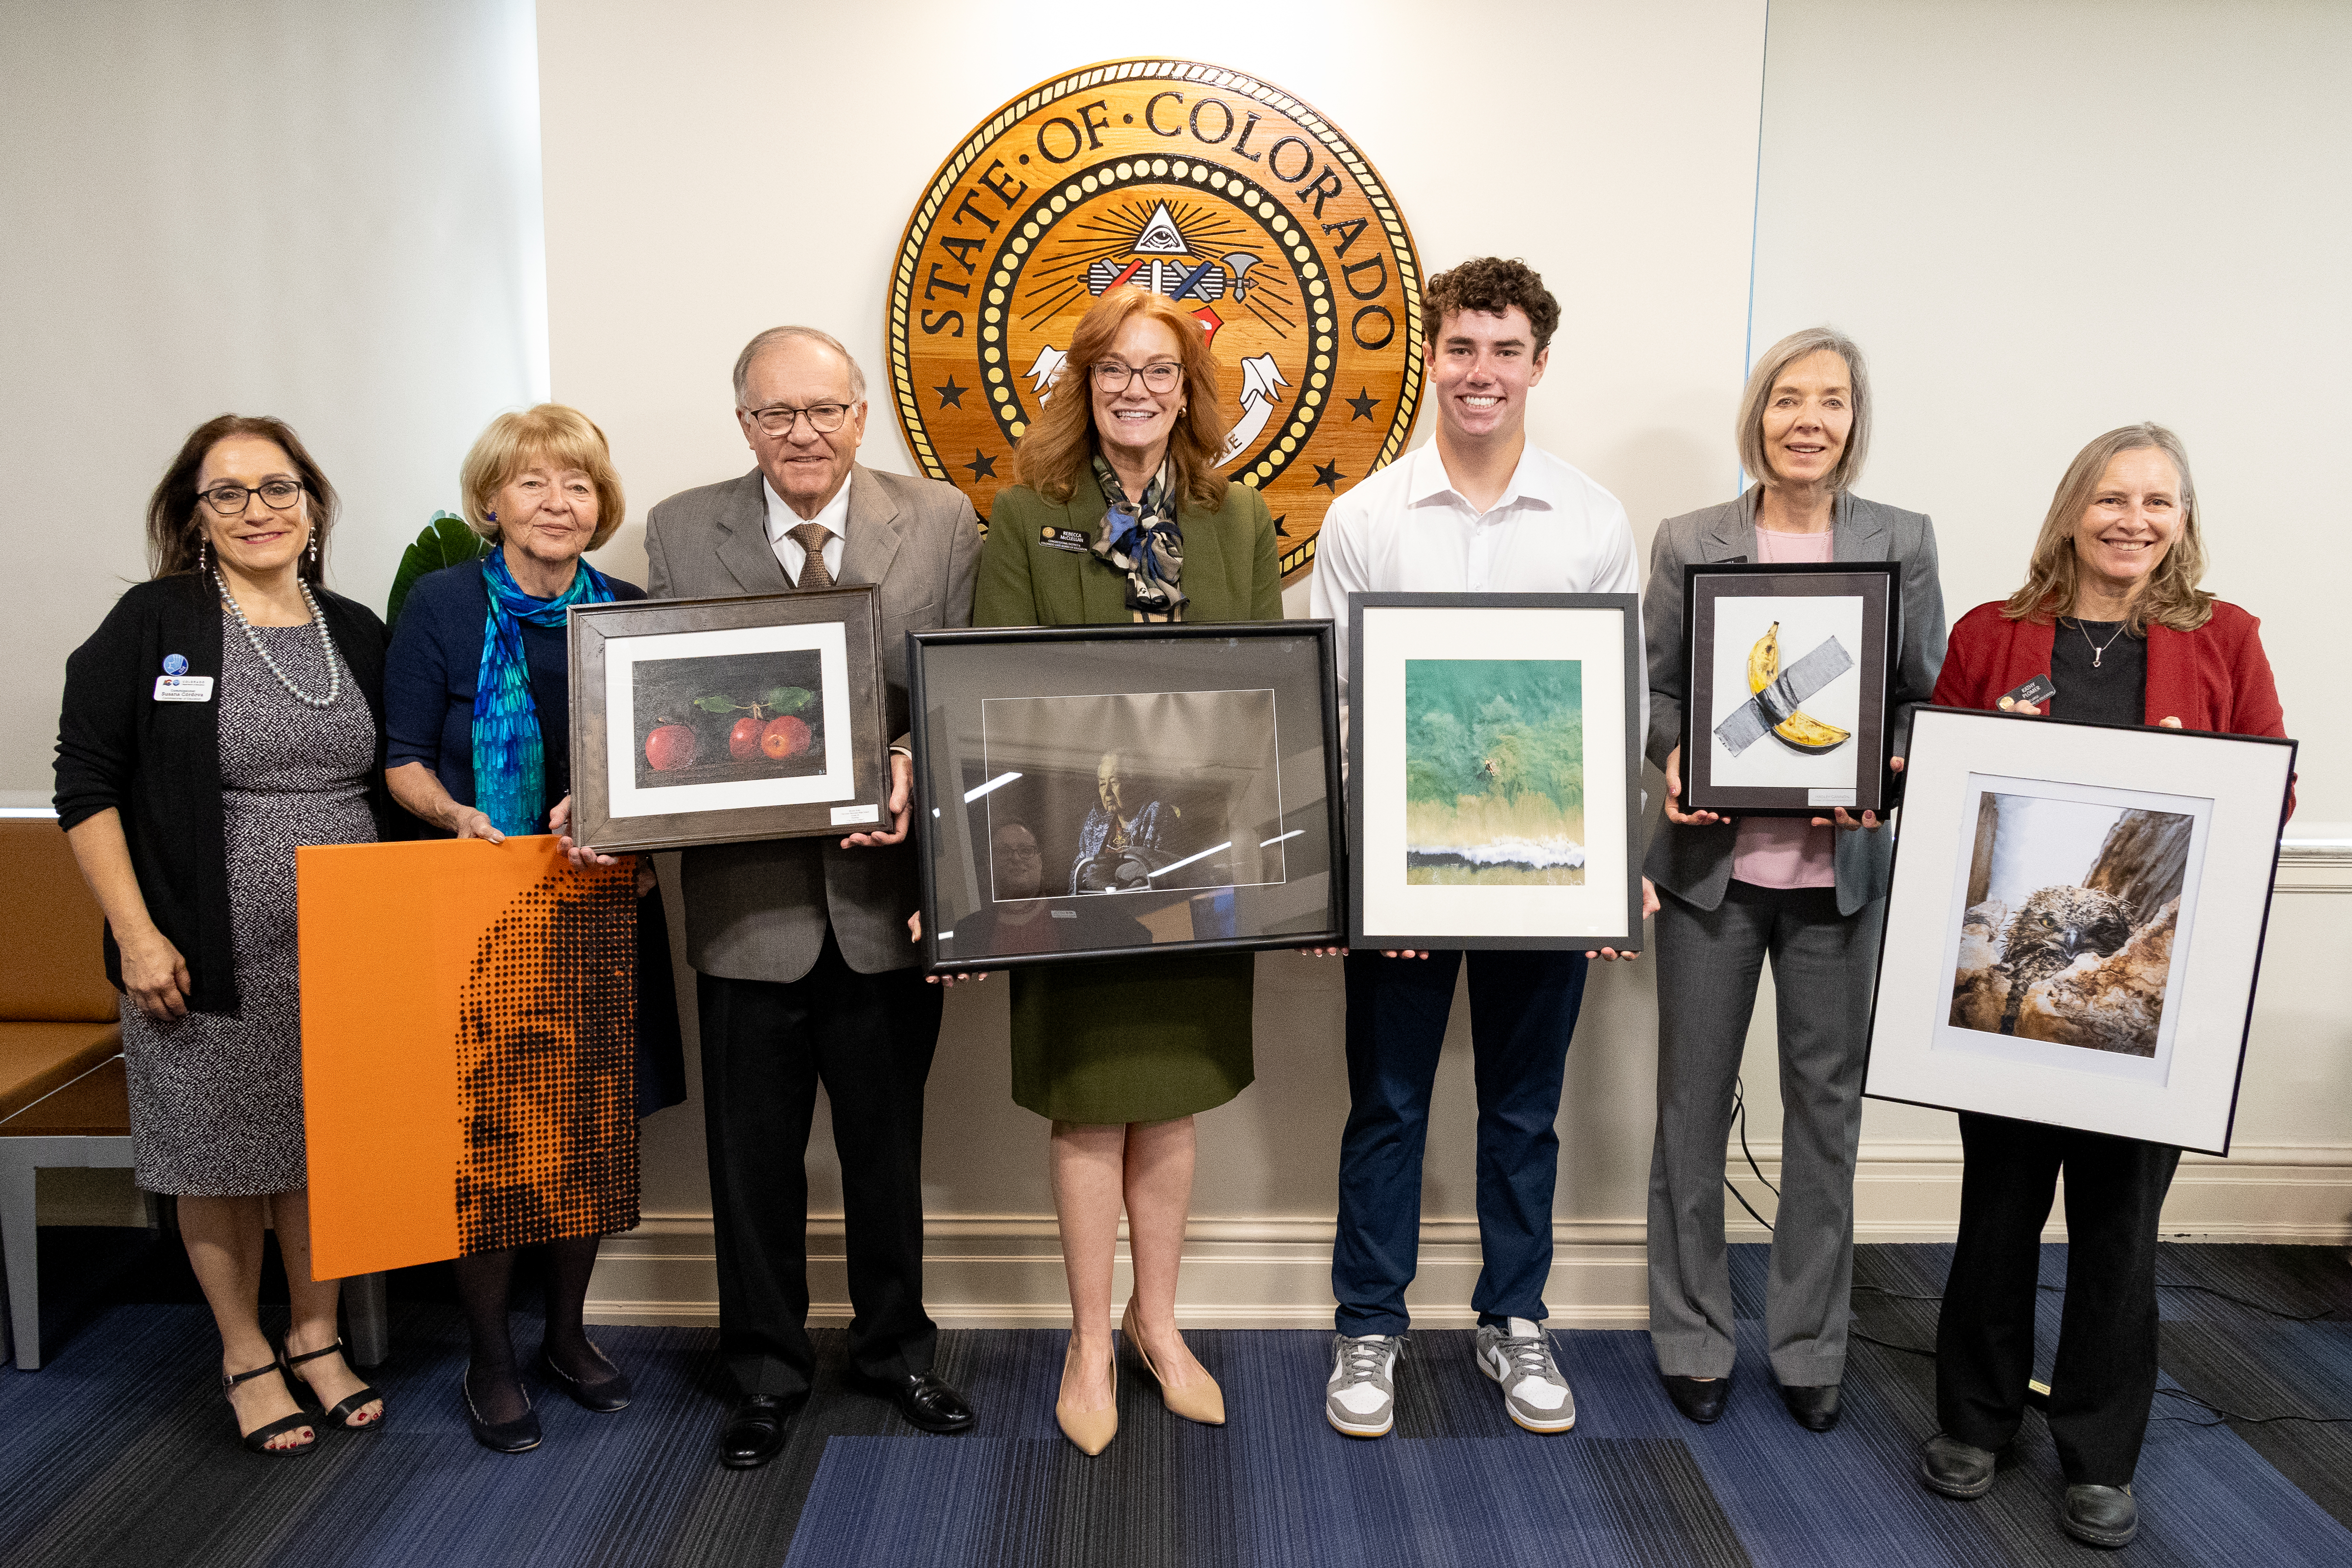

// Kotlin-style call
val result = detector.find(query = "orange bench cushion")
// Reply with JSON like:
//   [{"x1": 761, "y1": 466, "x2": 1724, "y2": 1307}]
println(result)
[
  {"x1": 0, "y1": 818, "x2": 120, "y2": 1022},
  {"x1": 0, "y1": 1053, "x2": 129, "y2": 1137},
  {"x1": 0, "y1": 1020, "x2": 125, "y2": 1124}
]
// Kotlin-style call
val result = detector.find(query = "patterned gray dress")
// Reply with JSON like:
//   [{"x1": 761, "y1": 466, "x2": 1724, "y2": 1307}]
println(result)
[{"x1": 121, "y1": 620, "x2": 378, "y2": 1195}]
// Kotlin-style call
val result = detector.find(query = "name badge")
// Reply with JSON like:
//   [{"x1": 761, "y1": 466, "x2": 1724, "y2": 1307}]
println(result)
[
  {"x1": 1998, "y1": 674, "x2": 2057, "y2": 712},
  {"x1": 153, "y1": 675, "x2": 214, "y2": 703},
  {"x1": 1040, "y1": 526, "x2": 1091, "y2": 554}
]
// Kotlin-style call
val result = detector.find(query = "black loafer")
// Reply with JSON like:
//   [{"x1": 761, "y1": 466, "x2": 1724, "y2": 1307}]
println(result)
[
  {"x1": 539, "y1": 1346, "x2": 632, "y2": 1413},
  {"x1": 1918, "y1": 1433, "x2": 1999, "y2": 1498},
  {"x1": 462, "y1": 1374, "x2": 542, "y2": 1455},
  {"x1": 2062, "y1": 1484, "x2": 2137, "y2": 1549},
  {"x1": 1661, "y1": 1374, "x2": 1728, "y2": 1424},
  {"x1": 1779, "y1": 1382, "x2": 1841, "y2": 1432},
  {"x1": 719, "y1": 1392, "x2": 802, "y2": 1469},
  {"x1": 860, "y1": 1371, "x2": 977, "y2": 1434}
]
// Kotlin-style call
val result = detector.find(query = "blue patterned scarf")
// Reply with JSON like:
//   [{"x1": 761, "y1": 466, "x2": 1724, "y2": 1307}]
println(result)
[
  {"x1": 1090, "y1": 454, "x2": 1186, "y2": 620},
  {"x1": 472, "y1": 549, "x2": 614, "y2": 835}
]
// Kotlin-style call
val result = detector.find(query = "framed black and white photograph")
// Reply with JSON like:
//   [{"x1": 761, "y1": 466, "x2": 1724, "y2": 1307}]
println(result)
[
  {"x1": 1348, "y1": 592, "x2": 1645, "y2": 951},
  {"x1": 566, "y1": 587, "x2": 890, "y2": 852},
  {"x1": 1680, "y1": 562, "x2": 1899, "y2": 817},
  {"x1": 908, "y1": 622, "x2": 1343, "y2": 973},
  {"x1": 1862, "y1": 706, "x2": 2297, "y2": 1155}
]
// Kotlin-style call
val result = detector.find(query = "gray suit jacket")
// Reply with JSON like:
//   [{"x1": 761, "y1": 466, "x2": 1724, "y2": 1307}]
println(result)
[
  {"x1": 1642, "y1": 488, "x2": 1945, "y2": 916},
  {"x1": 645, "y1": 464, "x2": 981, "y2": 981}
]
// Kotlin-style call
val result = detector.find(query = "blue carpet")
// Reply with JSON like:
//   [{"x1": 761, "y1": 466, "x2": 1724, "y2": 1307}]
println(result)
[{"x1": 4, "y1": 1243, "x2": 2350, "y2": 1567}]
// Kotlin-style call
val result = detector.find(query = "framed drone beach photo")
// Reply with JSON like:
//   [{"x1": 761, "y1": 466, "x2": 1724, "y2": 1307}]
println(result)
[
  {"x1": 1862, "y1": 707, "x2": 2297, "y2": 1155},
  {"x1": 1347, "y1": 592, "x2": 1645, "y2": 952},
  {"x1": 907, "y1": 622, "x2": 1344, "y2": 973},
  {"x1": 1680, "y1": 562, "x2": 1899, "y2": 817},
  {"x1": 566, "y1": 587, "x2": 890, "y2": 853}
]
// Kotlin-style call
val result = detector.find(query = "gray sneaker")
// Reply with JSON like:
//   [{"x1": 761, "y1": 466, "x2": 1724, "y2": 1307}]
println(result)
[
  {"x1": 1475, "y1": 1318, "x2": 1576, "y2": 1432},
  {"x1": 1325, "y1": 1333, "x2": 1399, "y2": 1437}
]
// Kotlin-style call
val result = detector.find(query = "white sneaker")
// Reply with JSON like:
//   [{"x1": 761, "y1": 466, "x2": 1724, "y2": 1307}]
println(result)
[
  {"x1": 1475, "y1": 1318, "x2": 1576, "y2": 1432},
  {"x1": 1325, "y1": 1333, "x2": 1399, "y2": 1437}
]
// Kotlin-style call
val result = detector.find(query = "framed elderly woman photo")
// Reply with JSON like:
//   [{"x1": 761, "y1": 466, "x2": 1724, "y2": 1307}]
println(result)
[
  {"x1": 908, "y1": 622, "x2": 1343, "y2": 972},
  {"x1": 1862, "y1": 707, "x2": 2296, "y2": 1155},
  {"x1": 1348, "y1": 592, "x2": 1645, "y2": 951},
  {"x1": 564, "y1": 587, "x2": 890, "y2": 852},
  {"x1": 1679, "y1": 561, "x2": 1901, "y2": 816}
]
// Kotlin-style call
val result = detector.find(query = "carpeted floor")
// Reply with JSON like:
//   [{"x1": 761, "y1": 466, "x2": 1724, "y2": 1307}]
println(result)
[{"x1": 2, "y1": 1236, "x2": 2348, "y2": 1566}]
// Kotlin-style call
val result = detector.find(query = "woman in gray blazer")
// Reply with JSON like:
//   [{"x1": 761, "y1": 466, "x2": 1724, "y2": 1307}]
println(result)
[{"x1": 1641, "y1": 327, "x2": 1945, "y2": 1432}]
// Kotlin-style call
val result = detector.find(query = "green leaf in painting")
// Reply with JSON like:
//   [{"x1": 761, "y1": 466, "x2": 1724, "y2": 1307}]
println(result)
[{"x1": 762, "y1": 685, "x2": 814, "y2": 714}]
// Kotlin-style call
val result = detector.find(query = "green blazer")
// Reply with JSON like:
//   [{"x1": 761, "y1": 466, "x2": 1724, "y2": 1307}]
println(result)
[{"x1": 978, "y1": 469, "x2": 1283, "y2": 627}]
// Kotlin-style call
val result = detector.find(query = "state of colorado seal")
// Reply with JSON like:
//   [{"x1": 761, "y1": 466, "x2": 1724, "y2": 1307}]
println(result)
[{"x1": 887, "y1": 60, "x2": 1422, "y2": 583}]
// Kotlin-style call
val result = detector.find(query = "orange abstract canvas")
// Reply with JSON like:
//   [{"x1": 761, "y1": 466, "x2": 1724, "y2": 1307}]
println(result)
[{"x1": 298, "y1": 836, "x2": 638, "y2": 1280}]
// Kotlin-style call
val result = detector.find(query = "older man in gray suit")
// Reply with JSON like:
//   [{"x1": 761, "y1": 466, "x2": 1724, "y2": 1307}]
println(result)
[{"x1": 645, "y1": 325, "x2": 982, "y2": 1466}]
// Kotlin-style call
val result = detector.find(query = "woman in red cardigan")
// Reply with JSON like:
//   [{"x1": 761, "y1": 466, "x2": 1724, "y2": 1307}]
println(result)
[{"x1": 1915, "y1": 423, "x2": 2288, "y2": 1551}]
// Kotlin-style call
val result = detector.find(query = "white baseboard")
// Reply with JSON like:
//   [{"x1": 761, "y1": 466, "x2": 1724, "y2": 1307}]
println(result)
[{"x1": 585, "y1": 1141, "x2": 2352, "y2": 1329}]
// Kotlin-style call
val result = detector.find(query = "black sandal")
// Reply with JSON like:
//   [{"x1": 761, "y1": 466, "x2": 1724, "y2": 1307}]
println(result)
[
  {"x1": 223, "y1": 1361, "x2": 317, "y2": 1457},
  {"x1": 279, "y1": 1337, "x2": 387, "y2": 1431}
]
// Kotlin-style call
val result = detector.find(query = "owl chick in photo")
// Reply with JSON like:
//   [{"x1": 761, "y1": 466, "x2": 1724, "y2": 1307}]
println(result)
[{"x1": 1996, "y1": 886, "x2": 2138, "y2": 1035}]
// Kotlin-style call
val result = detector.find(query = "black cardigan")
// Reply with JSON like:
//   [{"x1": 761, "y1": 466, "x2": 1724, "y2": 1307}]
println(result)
[{"x1": 53, "y1": 573, "x2": 401, "y2": 1013}]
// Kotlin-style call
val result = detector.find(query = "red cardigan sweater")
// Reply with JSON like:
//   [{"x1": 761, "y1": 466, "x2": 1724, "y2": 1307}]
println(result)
[{"x1": 1932, "y1": 597, "x2": 2293, "y2": 814}]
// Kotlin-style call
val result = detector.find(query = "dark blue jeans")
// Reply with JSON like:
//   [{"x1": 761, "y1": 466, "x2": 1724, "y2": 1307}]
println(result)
[{"x1": 1332, "y1": 949, "x2": 1590, "y2": 1335}]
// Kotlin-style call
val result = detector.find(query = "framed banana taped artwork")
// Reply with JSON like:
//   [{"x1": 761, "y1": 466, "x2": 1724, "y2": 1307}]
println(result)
[{"x1": 1679, "y1": 562, "x2": 1901, "y2": 817}]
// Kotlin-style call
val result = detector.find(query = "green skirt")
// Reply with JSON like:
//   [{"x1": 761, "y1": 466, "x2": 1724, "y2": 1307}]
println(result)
[{"x1": 1008, "y1": 950, "x2": 1256, "y2": 1124}]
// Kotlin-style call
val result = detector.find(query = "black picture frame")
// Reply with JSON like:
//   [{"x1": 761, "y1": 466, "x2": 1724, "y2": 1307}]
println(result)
[
  {"x1": 1347, "y1": 592, "x2": 1646, "y2": 951},
  {"x1": 907, "y1": 621, "x2": 1345, "y2": 974},
  {"x1": 567, "y1": 587, "x2": 890, "y2": 853},
  {"x1": 1680, "y1": 561, "x2": 1900, "y2": 817}
]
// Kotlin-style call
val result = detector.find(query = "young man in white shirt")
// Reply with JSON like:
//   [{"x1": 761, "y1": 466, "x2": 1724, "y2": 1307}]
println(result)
[{"x1": 1309, "y1": 257, "x2": 1654, "y2": 1439}]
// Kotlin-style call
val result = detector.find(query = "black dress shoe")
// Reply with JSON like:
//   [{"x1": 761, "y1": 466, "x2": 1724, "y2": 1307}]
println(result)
[
  {"x1": 1918, "y1": 1433, "x2": 1999, "y2": 1498},
  {"x1": 861, "y1": 1371, "x2": 976, "y2": 1434},
  {"x1": 1660, "y1": 1374, "x2": 1728, "y2": 1424},
  {"x1": 462, "y1": 1374, "x2": 542, "y2": 1454},
  {"x1": 539, "y1": 1346, "x2": 632, "y2": 1413},
  {"x1": 1779, "y1": 1382, "x2": 1841, "y2": 1432},
  {"x1": 719, "y1": 1392, "x2": 803, "y2": 1469},
  {"x1": 2062, "y1": 1484, "x2": 2137, "y2": 1549}
]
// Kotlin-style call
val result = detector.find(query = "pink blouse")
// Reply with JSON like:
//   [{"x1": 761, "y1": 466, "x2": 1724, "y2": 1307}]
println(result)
[{"x1": 1728, "y1": 527, "x2": 1837, "y2": 889}]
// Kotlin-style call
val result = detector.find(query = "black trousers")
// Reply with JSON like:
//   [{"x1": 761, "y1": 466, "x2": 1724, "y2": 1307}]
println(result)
[
  {"x1": 1935, "y1": 1112, "x2": 2182, "y2": 1485},
  {"x1": 697, "y1": 927, "x2": 945, "y2": 1400}
]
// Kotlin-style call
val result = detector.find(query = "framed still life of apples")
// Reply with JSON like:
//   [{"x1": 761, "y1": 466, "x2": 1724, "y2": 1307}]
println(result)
[
  {"x1": 1678, "y1": 561, "x2": 1902, "y2": 817},
  {"x1": 565, "y1": 587, "x2": 890, "y2": 852}
]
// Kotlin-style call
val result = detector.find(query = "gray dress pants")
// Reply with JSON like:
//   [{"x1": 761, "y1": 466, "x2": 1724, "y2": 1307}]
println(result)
[{"x1": 1646, "y1": 880, "x2": 1884, "y2": 1385}]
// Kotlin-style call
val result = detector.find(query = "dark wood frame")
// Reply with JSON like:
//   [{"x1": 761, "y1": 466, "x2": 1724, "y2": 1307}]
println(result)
[
  {"x1": 907, "y1": 621, "x2": 1346, "y2": 974},
  {"x1": 1347, "y1": 591, "x2": 1646, "y2": 951},
  {"x1": 566, "y1": 587, "x2": 889, "y2": 853},
  {"x1": 1679, "y1": 561, "x2": 1900, "y2": 817}
]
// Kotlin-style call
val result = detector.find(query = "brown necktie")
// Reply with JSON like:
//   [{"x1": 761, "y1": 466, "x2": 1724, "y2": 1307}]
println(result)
[{"x1": 788, "y1": 522, "x2": 834, "y2": 589}]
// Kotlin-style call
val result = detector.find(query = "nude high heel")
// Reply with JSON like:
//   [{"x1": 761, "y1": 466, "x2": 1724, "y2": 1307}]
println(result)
[
  {"x1": 1055, "y1": 1332, "x2": 1118, "y2": 1456},
  {"x1": 1124, "y1": 1298, "x2": 1225, "y2": 1425}
]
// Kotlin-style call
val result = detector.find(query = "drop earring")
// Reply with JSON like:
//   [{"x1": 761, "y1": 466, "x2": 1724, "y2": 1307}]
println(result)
[
  {"x1": 307, "y1": 530, "x2": 319, "y2": 567},
  {"x1": 197, "y1": 533, "x2": 208, "y2": 573}
]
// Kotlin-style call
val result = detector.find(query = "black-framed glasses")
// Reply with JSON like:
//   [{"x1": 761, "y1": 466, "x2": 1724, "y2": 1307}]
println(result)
[
  {"x1": 198, "y1": 479, "x2": 304, "y2": 515},
  {"x1": 746, "y1": 402, "x2": 853, "y2": 437},
  {"x1": 1090, "y1": 361, "x2": 1182, "y2": 394}
]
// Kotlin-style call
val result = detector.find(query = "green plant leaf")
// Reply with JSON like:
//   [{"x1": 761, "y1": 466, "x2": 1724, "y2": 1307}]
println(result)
[{"x1": 385, "y1": 510, "x2": 490, "y2": 627}]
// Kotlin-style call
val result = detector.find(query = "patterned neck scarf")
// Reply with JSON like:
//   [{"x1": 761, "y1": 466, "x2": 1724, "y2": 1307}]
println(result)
[
  {"x1": 472, "y1": 548, "x2": 614, "y2": 836},
  {"x1": 1089, "y1": 453, "x2": 1186, "y2": 621}
]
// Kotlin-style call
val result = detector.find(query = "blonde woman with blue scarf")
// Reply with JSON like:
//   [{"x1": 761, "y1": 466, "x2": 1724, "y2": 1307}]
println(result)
[{"x1": 385, "y1": 404, "x2": 686, "y2": 1453}]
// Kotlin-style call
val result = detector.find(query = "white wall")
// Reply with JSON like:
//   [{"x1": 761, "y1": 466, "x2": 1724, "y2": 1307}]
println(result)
[{"x1": 0, "y1": 0, "x2": 549, "y2": 802}]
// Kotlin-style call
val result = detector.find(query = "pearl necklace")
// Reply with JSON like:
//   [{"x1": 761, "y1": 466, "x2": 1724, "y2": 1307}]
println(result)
[{"x1": 214, "y1": 570, "x2": 341, "y2": 708}]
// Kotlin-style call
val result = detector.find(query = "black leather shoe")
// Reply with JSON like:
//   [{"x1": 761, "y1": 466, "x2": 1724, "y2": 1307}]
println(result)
[
  {"x1": 462, "y1": 1374, "x2": 542, "y2": 1455},
  {"x1": 539, "y1": 1345, "x2": 632, "y2": 1413},
  {"x1": 1779, "y1": 1382, "x2": 1841, "y2": 1432},
  {"x1": 861, "y1": 1371, "x2": 977, "y2": 1434},
  {"x1": 2062, "y1": 1484, "x2": 2138, "y2": 1548},
  {"x1": 719, "y1": 1392, "x2": 803, "y2": 1469},
  {"x1": 1918, "y1": 1433, "x2": 1999, "y2": 1498},
  {"x1": 1660, "y1": 1374, "x2": 1728, "y2": 1424}
]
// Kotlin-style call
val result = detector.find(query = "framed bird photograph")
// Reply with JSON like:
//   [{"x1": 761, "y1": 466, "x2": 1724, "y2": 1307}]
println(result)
[
  {"x1": 1347, "y1": 592, "x2": 1646, "y2": 952},
  {"x1": 907, "y1": 622, "x2": 1344, "y2": 973},
  {"x1": 566, "y1": 587, "x2": 891, "y2": 853},
  {"x1": 1862, "y1": 706, "x2": 2297, "y2": 1155},
  {"x1": 1680, "y1": 562, "x2": 1900, "y2": 816}
]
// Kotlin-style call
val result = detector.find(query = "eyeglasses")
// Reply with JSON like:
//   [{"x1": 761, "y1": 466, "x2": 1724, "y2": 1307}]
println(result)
[
  {"x1": 1090, "y1": 361, "x2": 1183, "y2": 394},
  {"x1": 746, "y1": 403, "x2": 853, "y2": 436},
  {"x1": 198, "y1": 479, "x2": 304, "y2": 515},
  {"x1": 997, "y1": 843, "x2": 1043, "y2": 863}
]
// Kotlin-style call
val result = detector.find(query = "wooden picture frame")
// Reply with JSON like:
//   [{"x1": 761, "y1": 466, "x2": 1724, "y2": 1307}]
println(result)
[
  {"x1": 1347, "y1": 592, "x2": 1646, "y2": 951},
  {"x1": 907, "y1": 622, "x2": 1345, "y2": 973},
  {"x1": 567, "y1": 587, "x2": 890, "y2": 853},
  {"x1": 1680, "y1": 562, "x2": 1900, "y2": 817}
]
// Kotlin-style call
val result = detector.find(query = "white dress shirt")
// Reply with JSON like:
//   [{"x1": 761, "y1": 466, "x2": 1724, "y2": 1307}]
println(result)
[{"x1": 763, "y1": 471, "x2": 851, "y2": 585}]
